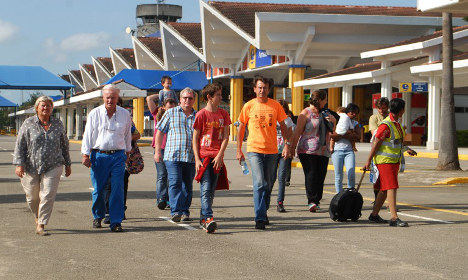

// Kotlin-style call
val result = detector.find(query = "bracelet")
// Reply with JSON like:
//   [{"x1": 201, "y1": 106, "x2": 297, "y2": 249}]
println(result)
[{"x1": 285, "y1": 141, "x2": 291, "y2": 146}]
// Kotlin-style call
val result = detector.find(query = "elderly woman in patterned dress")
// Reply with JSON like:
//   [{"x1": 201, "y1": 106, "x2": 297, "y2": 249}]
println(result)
[{"x1": 13, "y1": 96, "x2": 71, "y2": 236}]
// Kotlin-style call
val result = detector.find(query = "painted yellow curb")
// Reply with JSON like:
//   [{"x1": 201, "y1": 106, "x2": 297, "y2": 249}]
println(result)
[
  {"x1": 404, "y1": 151, "x2": 468, "y2": 161},
  {"x1": 433, "y1": 177, "x2": 468, "y2": 185}
]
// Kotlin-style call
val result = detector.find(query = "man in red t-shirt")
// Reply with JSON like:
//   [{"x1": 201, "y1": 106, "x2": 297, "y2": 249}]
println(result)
[{"x1": 192, "y1": 83, "x2": 231, "y2": 233}]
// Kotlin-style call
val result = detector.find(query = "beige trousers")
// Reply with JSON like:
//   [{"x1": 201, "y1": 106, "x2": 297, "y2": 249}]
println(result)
[{"x1": 20, "y1": 165, "x2": 63, "y2": 225}]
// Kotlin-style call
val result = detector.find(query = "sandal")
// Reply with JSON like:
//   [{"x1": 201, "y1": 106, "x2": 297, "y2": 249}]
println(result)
[{"x1": 35, "y1": 228, "x2": 50, "y2": 236}]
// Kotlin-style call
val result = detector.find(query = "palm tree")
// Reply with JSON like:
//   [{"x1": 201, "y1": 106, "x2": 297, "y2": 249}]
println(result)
[{"x1": 437, "y1": 13, "x2": 461, "y2": 170}]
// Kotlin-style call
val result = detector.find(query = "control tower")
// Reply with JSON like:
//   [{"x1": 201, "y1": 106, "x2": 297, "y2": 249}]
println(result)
[{"x1": 136, "y1": 1, "x2": 182, "y2": 36}]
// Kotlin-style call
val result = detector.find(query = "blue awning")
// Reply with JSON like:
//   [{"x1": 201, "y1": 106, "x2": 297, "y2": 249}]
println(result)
[
  {"x1": 0, "y1": 95, "x2": 17, "y2": 107},
  {"x1": 0, "y1": 65, "x2": 75, "y2": 90},
  {"x1": 105, "y1": 69, "x2": 208, "y2": 91}
]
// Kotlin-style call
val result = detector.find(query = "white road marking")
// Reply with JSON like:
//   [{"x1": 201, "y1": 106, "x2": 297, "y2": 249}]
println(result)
[
  {"x1": 397, "y1": 212, "x2": 454, "y2": 224},
  {"x1": 10, "y1": 153, "x2": 14, "y2": 156},
  {"x1": 159, "y1": 216, "x2": 198, "y2": 230},
  {"x1": 246, "y1": 185, "x2": 253, "y2": 188},
  {"x1": 144, "y1": 152, "x2": 153, "y2": 155},
  {"x1": 88, "y1": 188, "x2": 94, "y2": 190}
]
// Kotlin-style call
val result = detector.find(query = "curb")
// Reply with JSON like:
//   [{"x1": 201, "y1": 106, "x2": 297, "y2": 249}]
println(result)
[{"x1": 433, "y1": 177, "x2": 468, "y2": 185}]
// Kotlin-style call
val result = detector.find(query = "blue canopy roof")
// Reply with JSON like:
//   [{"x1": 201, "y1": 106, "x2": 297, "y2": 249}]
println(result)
[
  {"x1": 106, "y1": 69, "x2": 208, "y2": 91},
  {"x1": 0, "y1": 95, "x2": 17, "y2": 107},
  {"x1": 0, "y1": 65, "x2": 75, "y2": 90}
]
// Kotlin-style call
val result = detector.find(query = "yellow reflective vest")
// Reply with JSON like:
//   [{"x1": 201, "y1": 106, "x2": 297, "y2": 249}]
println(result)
[{"x1": 374, "y1": 116, "x2": 405, "y2": 165}]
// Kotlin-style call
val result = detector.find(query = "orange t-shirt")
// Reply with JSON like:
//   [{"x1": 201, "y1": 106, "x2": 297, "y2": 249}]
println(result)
[{"x1": 238, "y1": 98, "x2": 287, "y2": 154}]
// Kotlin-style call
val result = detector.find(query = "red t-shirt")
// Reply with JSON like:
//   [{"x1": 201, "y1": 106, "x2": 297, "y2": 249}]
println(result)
[{"x1": 193, "y1": 108, "x2": 231, "y2": 158}]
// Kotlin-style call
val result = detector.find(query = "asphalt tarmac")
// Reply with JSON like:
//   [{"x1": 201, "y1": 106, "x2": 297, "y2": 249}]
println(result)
[{"x1": 1, "y1": 135, "x2": 467, "y2": 279}]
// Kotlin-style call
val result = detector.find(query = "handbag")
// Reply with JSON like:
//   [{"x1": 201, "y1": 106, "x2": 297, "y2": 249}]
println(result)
[{"x1": 126, "y1": 141, "x2": 144, "y2": 174}]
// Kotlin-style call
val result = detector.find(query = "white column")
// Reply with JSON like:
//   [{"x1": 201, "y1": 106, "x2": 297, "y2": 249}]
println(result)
[
  {"x1": 402, "y1": 92, "x2": 412, "y2": 133},
  {"x1": 342, "y1": 85, "x2": 352, "y2": 107},
  {"x1": 426, "y1": 75, "x2": 441, "y2": 150},
  {"x1": 15, "y1": 118, "x2": 20, "y2": 133},
  {"x1": 66, "y1": 107, "x2": 74, "y2": 139},
  {"x1": 381, "y1": 74, "x2": 392, "y2": 100},
  {"x1": 60, "y1": 107, "x2": 66, "y2": 125},
  {"x1": 75, "y1": 105, "x2": 83, "y2": 140},
  {"x1": 86, "y1": 103, "x2": 94, "y2": 117}
]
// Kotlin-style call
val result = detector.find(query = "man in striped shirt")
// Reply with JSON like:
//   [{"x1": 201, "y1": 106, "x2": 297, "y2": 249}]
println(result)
[{"x1": 154, "y1": 87, "x2": 197, "y2": 222}]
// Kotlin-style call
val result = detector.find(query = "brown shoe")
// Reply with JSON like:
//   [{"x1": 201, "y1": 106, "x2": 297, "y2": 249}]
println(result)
[{"x1": 35, "y1": 228, "x2": 50, "y2": 236}]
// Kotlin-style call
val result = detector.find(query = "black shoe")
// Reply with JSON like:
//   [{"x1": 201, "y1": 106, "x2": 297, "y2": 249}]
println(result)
[
  {"x1": 171, "y1": 214, "x2": 181, "y2": 222},
  {"x1": 111, "y1": 224, "x2": 123, "y2": 232},
  {"x1": 285, "y1": 182, "x2": 290, "y2": 186},
  {"x1": 277, "y1": 202, "x2": 286, "y2": 213},
  {"x1": 389, "y1": 218, "x2": 408, "y2": 227},
  {"x1": 93, "y1": 218, "x2": 102, "y2": 228},
  {"x1": 103, "y1": 216, "x2": 110, "y2": 224},
  {"x1": 368, "y1": 214, "x2": 388, "y2": 224},
  {"x1": 157, "y1": 200, "x2": 167, "y2": 210},
  {"x1": 265, "y1": 215, "x2": 270, "y2": 225},
  {"x1": 255, "y1": 220, "x2": 266, "y2": 230}
]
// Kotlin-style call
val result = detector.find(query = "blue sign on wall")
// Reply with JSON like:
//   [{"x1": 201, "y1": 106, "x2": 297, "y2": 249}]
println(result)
[
  {"x1": 412, "y1": 82, "x2": 428, "y2": 92},
  {"x1": 255, "y1": 49, "x2": 272, "y2": 68}
]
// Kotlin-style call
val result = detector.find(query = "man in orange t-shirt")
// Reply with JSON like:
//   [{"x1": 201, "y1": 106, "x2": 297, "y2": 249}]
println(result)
[{"x1": 237, "y1": 76, "x2": 291, "y2": 230}]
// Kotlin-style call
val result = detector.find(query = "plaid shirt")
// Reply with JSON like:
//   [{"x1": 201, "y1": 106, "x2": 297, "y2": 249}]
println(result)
[{"x1": 156, "y1": 106, "x2": 196, "y2": 162}]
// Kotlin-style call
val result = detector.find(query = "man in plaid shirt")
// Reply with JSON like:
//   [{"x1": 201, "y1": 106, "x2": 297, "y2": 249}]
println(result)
[{"x1": 154, "y1": 87, "x2": 197, "y2": 222}]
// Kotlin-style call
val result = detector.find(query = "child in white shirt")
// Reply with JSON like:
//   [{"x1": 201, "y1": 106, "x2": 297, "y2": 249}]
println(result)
[{"x1": 330, "y1": 106, "x2": 357, "y2": 153}]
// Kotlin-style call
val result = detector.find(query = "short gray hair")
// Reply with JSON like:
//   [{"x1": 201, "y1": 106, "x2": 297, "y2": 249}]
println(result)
[
  {"x1": 180, "y1": 87, "x2": 196, "y2": 99},
  {"x1": 102, "y1": 84, "x2": 120, "y2": 95},
  {"x1": 34, "y1": 96, "x2": 54, "y2": 112}
]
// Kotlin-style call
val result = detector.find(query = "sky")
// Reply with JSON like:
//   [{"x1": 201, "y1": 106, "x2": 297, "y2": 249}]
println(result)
[{"x1": 0, "y1": 0, "x2": 417, "y2": 104}]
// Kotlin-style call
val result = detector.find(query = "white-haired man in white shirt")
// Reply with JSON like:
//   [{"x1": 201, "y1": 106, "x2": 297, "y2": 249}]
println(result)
[{"x1": 81, "y1": 84, "x2": 132, "y2": 232}]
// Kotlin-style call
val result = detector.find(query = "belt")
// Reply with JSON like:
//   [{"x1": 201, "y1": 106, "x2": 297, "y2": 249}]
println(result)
[{"x1": 94, "y1": 149, "x2": 121, "y2": 154}]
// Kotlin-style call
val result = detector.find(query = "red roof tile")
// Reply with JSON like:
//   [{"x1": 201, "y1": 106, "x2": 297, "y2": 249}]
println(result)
[
  {"x1": 377, "y1": 24, "x2": 468, "y2": 50},
  {"x1": 60, "y1": 75, "x2": 71, "y2": 83},
  {"x1": 115, "y1": 48, "x2": 136, "y2": 69},
  {"x1": 70, "y1": 70, "x2": 83, "y2": 84},
  {"x1": 209, "y1": 1, "x2": 450, "y2": 37},
  {"x1": 97, "y1": 57, "x2": 113, "y2": 74},
  {"x1": 168, "y1": 22, "x2": 203, "y2": 50},
  {"x1": 138, "y1": 37, "x2": 164, "y2": 61},
  {"x1": 310, "y1": 57, "x2": 422, "y2": 79},
  {"x1": 82, "y1": 64, "x2": 97, "y2": 80},
  {"x1": 423, "y1": 51, "x2": 468, "y2": 65}
]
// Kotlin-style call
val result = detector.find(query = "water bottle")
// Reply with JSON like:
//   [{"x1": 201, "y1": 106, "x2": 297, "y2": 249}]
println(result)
[{"x1": 240, "y1": 159, "x2": 249, "y2": 175}]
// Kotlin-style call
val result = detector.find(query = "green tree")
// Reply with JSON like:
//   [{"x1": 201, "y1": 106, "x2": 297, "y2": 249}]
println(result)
[
  {"x1": 18, "y1": 92, "x2": 42, "y2": 110},
  {"x1": 0, "y1": 107, "x2": 15, "y2": 130}
]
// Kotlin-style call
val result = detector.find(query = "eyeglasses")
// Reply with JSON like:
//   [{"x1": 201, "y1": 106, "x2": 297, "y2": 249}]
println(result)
[{"x1": 181, "y1": 96, "x2": 194, "y2": 100}]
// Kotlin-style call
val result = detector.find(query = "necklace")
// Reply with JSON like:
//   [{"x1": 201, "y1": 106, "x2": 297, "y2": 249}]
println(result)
[{"x1": 39, "y1": 120, "x2": 50, "y2": 126}]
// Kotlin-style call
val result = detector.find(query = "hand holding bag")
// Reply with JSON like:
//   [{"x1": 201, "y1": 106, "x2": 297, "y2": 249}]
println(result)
[{"x1": 126, "y1": 141, "x2": 144, "y2": 174}]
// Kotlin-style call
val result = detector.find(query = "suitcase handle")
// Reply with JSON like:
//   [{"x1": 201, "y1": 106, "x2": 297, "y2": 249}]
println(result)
[{"x1": 355, "y1": 168, "x2": 367, "y2": 192}]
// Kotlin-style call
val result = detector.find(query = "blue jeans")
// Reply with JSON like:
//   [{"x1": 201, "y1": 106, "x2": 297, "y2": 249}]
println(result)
[
  {"x1": 155, "y1": 149, "x2": 169, "y2": 203},
  {"x1": 90, "y1": 150, "x2": 126, "y2": 228},
  {"x1": 248, "y1": 152, "x2": 278, "y2": 222},
  {"x1": 273, "y1": 154, "x2": 292, "y2": 203},
  {"x1": 199, "y1": 160, "x2": 219, "y2": 220},
  {"x1": 331, "y1": 149, "x2": 355, "y2": 193},
  {"x1": 164, "y1": 161, "x2": 195, "y2": 216}
]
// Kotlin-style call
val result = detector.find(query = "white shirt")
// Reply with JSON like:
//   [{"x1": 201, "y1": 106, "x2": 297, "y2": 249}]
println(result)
[
  {"x1": 81, "y1": 105, "x2": 132, "y2": 155},
  {"x1": 336, "y1": 113, "x2": 354, "y2": 135},
  {"x1": 334, "y1": 113, "x2": 358, "y2": 151}
]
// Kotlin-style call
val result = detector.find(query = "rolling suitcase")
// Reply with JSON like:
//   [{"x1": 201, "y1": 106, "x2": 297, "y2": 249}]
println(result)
[{"x1": 329, "y1": 169, "x2": 367, "y2": 222}]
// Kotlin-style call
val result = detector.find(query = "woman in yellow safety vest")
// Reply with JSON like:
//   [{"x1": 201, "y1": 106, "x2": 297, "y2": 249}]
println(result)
[{"x1": 364, "y1": 98, "x2": 417, "y2": 227}]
